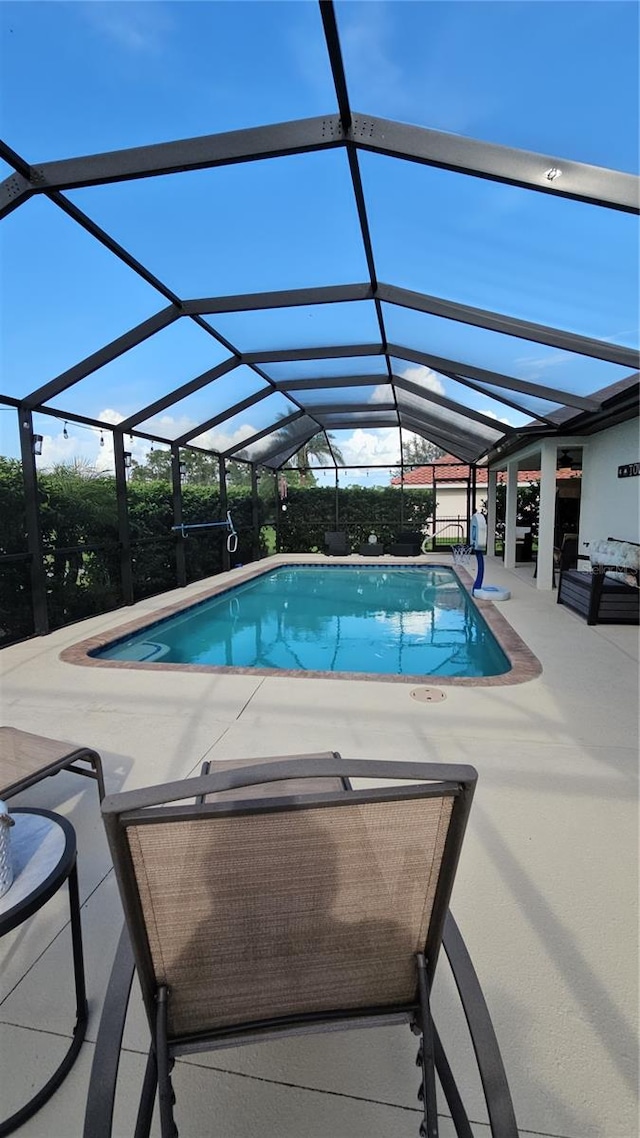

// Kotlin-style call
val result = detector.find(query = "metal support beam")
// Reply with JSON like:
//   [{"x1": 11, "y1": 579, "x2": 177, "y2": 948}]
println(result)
[
  {"x1": 24, "y1": 307, "x2": 182, "y2": 409},
  {"x1": 319, "y1": 1, "x2": 352, "y2": 131},
  {"x1": 174, "y1": 385, "x2": 273, "y2": 446},
  {"x1": 0, "y1": 116, "x2": 346, "y2": 213},
  {"x1": 220, "y1": 411, "x2": 304, "y2": 458},
  {"x1": 251, "y1": 465, "x2": 260, "y2": 562},
  {"x1": 120, "y1": 358, "x2": 239, "y2": 433},
  {"x1": 243, "y1": 343, "x2": 383, "y2": 365},
  {"x1": 113, "y1": 431, "x2": 134, "y2": 605},
  {"x1": 377, "y1": 283, "x2": 639, "y2": 370},
  {"x1": 4, "y1": 113, "x2": 635, "y2": 215},
  {"x1": 400, "y1": 414, "x2": 480, "y2": 464},
  {"x1": 304, "y1": 401, "x2": 396, "y2": 415},
  {"x1": 18, "y1": 408, "x2": 48, "y2": 635},
  {"x1": 171, "y1": 445, "x2": 187, "y2": 587},
  {"x1": 436, "y1": 368, "x2": 557, "y2": 426},
  {"x1": 218, "y1": 456, "x2": 230, "y2": 572},
  {"x1": 393, "y1": 374, "x2": 511, "y2": 437},
  {"x1": 389, "y1": 344, "x2": 601, "y2": 411},
  {"x1": 272, "y1": 374, "x2": 387, "y2": 391},
  {"x1": 350, "y1": 114, "x2": 639, "y2": 213},
  {"x1": 182, "y1": 283, "x2": 372, "y2": 315}
]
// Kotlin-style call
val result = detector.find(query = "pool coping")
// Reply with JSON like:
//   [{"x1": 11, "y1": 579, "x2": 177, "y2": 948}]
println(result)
[{"x1": 59, "y1": 558, "x2": 542, "y2": 686}]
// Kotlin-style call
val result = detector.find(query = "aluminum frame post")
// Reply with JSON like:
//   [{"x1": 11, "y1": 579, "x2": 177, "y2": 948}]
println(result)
[
  {"x1": 219, "y1": 456, "x2": 230, "y2": 572},
  {"x1": 17, "y1": 407, "x2": 48, "y2": 636},
  {"x1": 171, "y1": 445, "x2": 187, "y2": 588},
  {"x1": 113, "y1": 431, "x2": 134, "y2": 605},
  {"x1": 251, "y1": 465, "x2": 260, "y2": 562}
]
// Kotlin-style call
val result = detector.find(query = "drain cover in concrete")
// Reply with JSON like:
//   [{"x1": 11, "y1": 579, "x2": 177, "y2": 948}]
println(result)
[{"x1": 410, "y1": 687, "x2": 447, "y2": 703}]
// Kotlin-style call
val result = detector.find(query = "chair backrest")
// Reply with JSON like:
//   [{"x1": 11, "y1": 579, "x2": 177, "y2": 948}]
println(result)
[
  {"x1": 395, "y1": 531, "x2": 421, "y2": 545},
  {"x1": 324, "y1": 530, "x2": 348, "y2": 549},
  {"x1": 102, "y1": 758, "x2": 476, "y2": 1044}
]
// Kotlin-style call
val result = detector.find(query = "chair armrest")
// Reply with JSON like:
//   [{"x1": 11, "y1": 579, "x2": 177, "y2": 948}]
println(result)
[
  {"x1": 441, "y1": 910, "x2": 519, "y2": 1138},
  {"x1": 83, "y1": 925, "x2": 137, "y2": 1138}
]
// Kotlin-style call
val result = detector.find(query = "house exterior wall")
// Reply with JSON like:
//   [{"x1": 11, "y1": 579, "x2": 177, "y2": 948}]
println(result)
[
  {"x1": 579, "y1": 417, "x2": 640, "y2": 547},
  {"x1": 433, "y1": 485, "x2": 468, "y2": 518}
]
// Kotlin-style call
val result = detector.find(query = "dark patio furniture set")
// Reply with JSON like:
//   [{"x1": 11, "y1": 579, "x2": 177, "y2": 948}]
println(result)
[{"x1": 325, "y1": 531, "x2": 424, "y2": 556}]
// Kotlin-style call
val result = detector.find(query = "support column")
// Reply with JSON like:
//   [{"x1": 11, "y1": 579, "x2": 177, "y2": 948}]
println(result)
[
  {"x1": 171, "y1": 445, "x2": 187, "y2": 587},
  {"x1": 334, "y1": 467, "x2": 339, "y2": 530},
  {"x1": 536, "y1": 441, "x2": 557, "y2": 590},
  {"x1": 251, "y1": 465, "x2": 260, "y2": 561},
  {"x1": 486, "y1": 469, "x2": 497, "y2": 557},
  {"x1": 18, "y1": 407, "x2": 48, "y2": 635},
  {"x1": 503, "y1": 461, "x2": 518, "y2": 569},
  {"x1": 114, "y1": 431, "x2": 134, "y2": 605},
  {"x1": 219, "y1": 456, "x2": 230, "y2": 572}
]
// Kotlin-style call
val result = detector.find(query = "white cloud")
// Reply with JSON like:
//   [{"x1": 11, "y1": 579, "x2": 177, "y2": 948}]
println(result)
[
  {"x1": 194, "y1": 423, "x2": 259, "y2": 454},
  {"x1": 398, "y1": 365, "x2": 445, "y2": 395},
  {"x1": 480, "y1": 408, "x2": 516, "y2": 427},
  {"x1": 338, "y1": 428, "x2": 400, "y2": 468},
  {"x1": 370, "y1": 384, "x2": 393, "y2": 404}
]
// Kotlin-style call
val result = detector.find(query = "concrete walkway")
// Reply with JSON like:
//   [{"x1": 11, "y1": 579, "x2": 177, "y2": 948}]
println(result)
[{"x1": 1, "y1": 555, "x2": 638, "y2": 1138}]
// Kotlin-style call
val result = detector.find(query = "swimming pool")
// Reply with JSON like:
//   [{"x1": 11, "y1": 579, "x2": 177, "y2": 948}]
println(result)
[{"x1": 91, "y1": 565, "x2": 511, "y2": 679}]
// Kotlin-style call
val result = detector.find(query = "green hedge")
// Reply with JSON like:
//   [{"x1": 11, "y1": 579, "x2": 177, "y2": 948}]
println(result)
[
  {"x1": 0, "y1": 462, "x2": 439, "y2": 644},
  {"x1": 277, "y1": 486, "x2": 434, "y2": 552}
]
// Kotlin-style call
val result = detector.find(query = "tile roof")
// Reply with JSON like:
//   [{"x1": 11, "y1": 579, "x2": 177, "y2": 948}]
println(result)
[{"x1": 391, "y1": 454, "x2": 581, "y2": 486}]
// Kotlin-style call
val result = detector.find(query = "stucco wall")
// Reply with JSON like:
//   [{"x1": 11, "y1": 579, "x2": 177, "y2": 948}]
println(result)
[{"x1": 579, "y1": 417, "x2": 640, "y2": 547}]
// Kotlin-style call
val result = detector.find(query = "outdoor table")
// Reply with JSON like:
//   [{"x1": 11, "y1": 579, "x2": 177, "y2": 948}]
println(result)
[{"x1": 0, "y1": 808, "x2": 87, "y2": 1136}]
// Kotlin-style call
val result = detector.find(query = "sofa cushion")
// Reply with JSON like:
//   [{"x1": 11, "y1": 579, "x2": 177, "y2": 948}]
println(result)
[{"x1": 589, "y1": 539, "x2": 640, "y2": 587}]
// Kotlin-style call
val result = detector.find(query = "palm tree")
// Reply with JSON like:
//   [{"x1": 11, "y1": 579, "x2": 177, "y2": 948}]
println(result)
[{"x1": 290, "y1": 433, "x2": 344, "y2": 484}]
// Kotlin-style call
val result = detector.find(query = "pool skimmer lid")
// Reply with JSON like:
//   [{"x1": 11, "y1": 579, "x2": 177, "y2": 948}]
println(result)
[{"x1": 410, "y1": 687, "x2": 447, "y2": 703}]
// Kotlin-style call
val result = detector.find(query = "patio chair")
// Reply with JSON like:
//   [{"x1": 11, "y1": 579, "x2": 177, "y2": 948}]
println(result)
[
  {"x1": 0, "y1": 726, "x2": 104, "y2": 801},
  {"x1": 390, "y1": 531, "x2": 423, "y2": 556},
  {"x1": 324, "y1": 530, "x2": 350, "y2": 555},
  {"x1": 85, "y1": 754, "x2": 518, "y2": 1138}
]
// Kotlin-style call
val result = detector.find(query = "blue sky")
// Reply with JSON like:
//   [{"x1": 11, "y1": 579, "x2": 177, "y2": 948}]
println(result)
[{"x1": 0, "y1": 1, "x2": 638, "y2": 482}]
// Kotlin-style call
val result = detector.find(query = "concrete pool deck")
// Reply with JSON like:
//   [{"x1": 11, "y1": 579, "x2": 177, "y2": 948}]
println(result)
[{"x1": 0, "y1": 553, "x2": 638, "y2": 1137}]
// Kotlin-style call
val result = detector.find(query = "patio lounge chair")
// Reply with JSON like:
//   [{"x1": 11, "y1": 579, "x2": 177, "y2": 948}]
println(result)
[
  {"x1": 85, "y1": 753, "x2": 518, "y2": 1138},
  {"x1": 0, "y1": 726, "x2": 104, "y2": 801},
  {"x1": 324, "y1": 530, "x2": 350, "y2": 555}
]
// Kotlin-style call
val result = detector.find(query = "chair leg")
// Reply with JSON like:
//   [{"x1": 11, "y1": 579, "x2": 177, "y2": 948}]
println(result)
[
  {"x1": 155, "y1": 987, "x2": 178, "y2": 1138},
  {"x1": 416, "y1": 953, "x2": 439, "y2": 1138},
  {"x1": 134, "y1": 1050, "x2": 159, "y2": 1138}
]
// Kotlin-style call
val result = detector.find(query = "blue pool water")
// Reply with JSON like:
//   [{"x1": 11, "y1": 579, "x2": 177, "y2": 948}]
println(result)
[{"x1": 94, "y1": 566, "x2": 511, "y2": 678}]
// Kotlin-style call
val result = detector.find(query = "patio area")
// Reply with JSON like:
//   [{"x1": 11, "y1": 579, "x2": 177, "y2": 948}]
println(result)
[{"x1": 1, "y1": 552, "x2": 638, "y2": 1138}]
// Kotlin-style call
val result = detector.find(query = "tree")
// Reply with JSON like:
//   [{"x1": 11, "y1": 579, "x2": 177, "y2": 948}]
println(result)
[
  {"x1": 288, "y1": 433, "x2": 344, "y2": 485},
  {"x1": 130, "y1": 449, "x2": 219, "y2": 485},
  {"x1": 401, "y1": 436, "x2": 445, "y2": 466}
]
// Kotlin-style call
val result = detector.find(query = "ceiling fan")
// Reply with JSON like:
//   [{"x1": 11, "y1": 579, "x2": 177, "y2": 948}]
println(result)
[{"x1": 557, "y1": 449, "x2": 582, "y2": 471}]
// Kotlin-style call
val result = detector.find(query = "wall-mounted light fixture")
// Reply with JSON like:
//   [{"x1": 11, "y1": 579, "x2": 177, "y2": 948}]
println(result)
[
  {"x1": 123, "y1": 451, "x2": 132, "y2": 469},
  {"x1": 179, "y1": 461, "x2": 187, "y2": 478},
  {"x1": 32, "y1": 434, "x2": 43, "y2": 456},
  {"x1": 63, "y1": 422, "x2": 69, "y2": 439}
]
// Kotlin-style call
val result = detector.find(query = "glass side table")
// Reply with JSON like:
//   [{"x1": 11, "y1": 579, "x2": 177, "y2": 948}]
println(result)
[{"x1": 0, "y1": 808, "x2": 87, "y2": 1136}]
